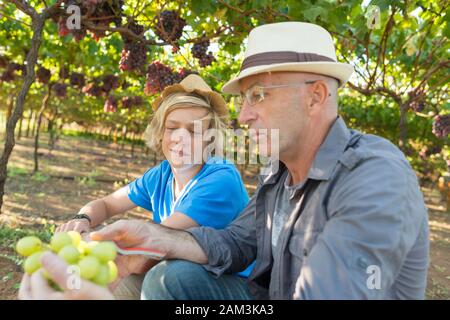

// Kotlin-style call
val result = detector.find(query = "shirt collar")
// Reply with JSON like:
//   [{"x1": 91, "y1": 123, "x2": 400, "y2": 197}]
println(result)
[{"x1": 307, "y1": 116, "x2": 351, "y2": 181}]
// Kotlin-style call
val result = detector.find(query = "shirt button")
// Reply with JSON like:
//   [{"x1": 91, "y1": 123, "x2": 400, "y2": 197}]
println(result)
[
  {"x1": 357, "y1": 257, "x2": 368, "y2": 269},
  {"x1": 303, "y1": 249, "x2": 308, "y2": 257}
]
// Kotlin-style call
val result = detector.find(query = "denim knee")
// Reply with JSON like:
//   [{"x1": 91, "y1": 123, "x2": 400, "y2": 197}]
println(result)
[{"x1": 141, "y1": 260, "x2": 207, "y2": 300}]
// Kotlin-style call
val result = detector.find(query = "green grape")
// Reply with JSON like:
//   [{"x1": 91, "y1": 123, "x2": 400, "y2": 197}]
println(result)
[
  {"x1": 68, "y1": 231, "x2": 81, "y2": 246},
  {"x1": 83, "y1": 241, "x2": 99, "y2": 255},
  {"x1": 92, "y1": 264, "x2": 110, "y2": 286},
  {"x1": 16, "y1": 236, "x2": 42, "y2": 257},
  {"x1": 77, "y1": 240, "x2": 89, "y2": 255},
  {"x1": 50, "y1": 232, "x2": 73, "y2": 253},
  {"x1": 78, "y1": 256, "x2": 100, "y2": 280},
  {"x1": 90, "y1": 241, "x2": 117, "y2": 263},
  {"x1": 58, "y1": 245, "x2": 80, "y2": 264},
  {"x1": 107, "y1": 261, "x2": 118, "y2": 283},
  {"x1": 23, "y1": 251, "x2": 43, "y2": 274}
]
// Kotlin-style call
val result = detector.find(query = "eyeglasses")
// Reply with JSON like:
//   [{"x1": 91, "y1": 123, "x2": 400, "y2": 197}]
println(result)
[{"x1": 238, "y1": 81, "x2": 331, "y2": 106}]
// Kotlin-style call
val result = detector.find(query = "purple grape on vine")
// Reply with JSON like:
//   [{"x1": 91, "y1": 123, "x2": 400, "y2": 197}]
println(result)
[
  {"x1": 37, "y1": 66, "x2": 51, "y2": 84},
  {"x1": 120, "y1": 20, "x2": 148, "y2": 72},
  {"x1": 101, "y1": 74, "x2": 120, "y2": 93},
  {"x1": 120, "y1": 41, "x2": 148, "y2": 72},
  {"x1": 0, "y1": 56, "x2": 9, "y2": 68},
  {"x1": 53, "y1": 83, "x2": 68, "y2": 98},
  {"x1": 104, "y1": 95, "x2": 118, "y2": 113},
  {"x1": 82, "y1": 83, "x2": 103, "y2": 97},
  {"x1": 133, "y1": 96, "x2": 143, "y2": 106},
  {"x1": 432, "y1": 114, "x2": 450, "y2": 139},
  {"x1": 0, "y1": 69, "x2": 15, "y2": 82},
  {"x1": 70, "y1": 72, "x2": 85, "y2": 88},
  {"x1": 154, "y1": 10, "x2": 186, "y2": 42},
  {"x1": 121, "y1": 96, "x2": 133, "y2": 110},
  {"x1": 144, "y1": 61, "x2": 179, "y2": 95},
  {"x1": 191, "y1": 39, "x2": 215, "y2": 67},
  {"x1": 59, "y1": 66, "x2": 70, "y2": 79}
]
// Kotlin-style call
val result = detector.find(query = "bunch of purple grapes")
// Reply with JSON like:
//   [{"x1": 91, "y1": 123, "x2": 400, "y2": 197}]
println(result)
[
  {"x1": 408, "y1": 89, "x2": 426, "y2": 112},
  {"x1": 120, "y1": 20, "x2": 148, "y2": 72},
  {"x1": 133, "y1": 96, "x2": 143, "y2": 106},
  {"x1": 121, "y1": 96, "x2": 133, "y2": 110},
  {"x1": 58, "y1": 0, "x2": 123, "y2": 42},
  {"x1": 59, "y1": 66, "x2": 70, "y2": 79},
  {"x1": 56, "y1": 0, "x2": 87, "y2": 41},
  {"x1": 0, "y1": 63, "x2": 22, "y2": 82},
  {"x1": 82, "y1": 83, "x2": 103, "y2": 97},
  {"x1": 191, "y1": 40, "x2": 215, "y2": 67},
  {"x1": 70, "y1": 72, "x2": 86, "y2": 88},
  {"x1": 123, "y1": 19, "x2": 144, "y2": 41},
  {"x1": 432, "y1": 114, "x2": 450, "y2": 139},
  {"x1": 1, "y1": 69, "x2": 15, "y2": 82},
  {"x1": 104, "y1": 95, "x2": 118, "y2": 113},
  {"x1": 36, "y1": 67, "x2": 51, "y2": 84},
  {"x1": 144, "y1": 61, "x2": 179, "y2": 94},
  {"x1": 101, "y1": 74, "x2": 120, "y2": 93},
  {"x1": 410, "y1": 100, "x2": 425, "y2": 113},
  {"x1": 120, "y1": 42, "x2": 148, "y2": 72},
  {"x1": 53, "y1": 83, "x2": 68, "y2": 98},
  {"x1": 154, "y1": 10, "x2": 186, "y2": 42},
  {"x1": 121, "y1": 96, "x2": 143, "y2": 110},
  {"x1": 0, "y1": 56, "x2": 8, "y2": 68},
  {"x1": 419, "y1": 145, "x2": 442, "y2": 159}
]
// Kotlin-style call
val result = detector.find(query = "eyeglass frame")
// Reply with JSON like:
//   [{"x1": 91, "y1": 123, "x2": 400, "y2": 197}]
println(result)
[{"x1": 238, "y1": 80, "x2": 332, "y2": 106}]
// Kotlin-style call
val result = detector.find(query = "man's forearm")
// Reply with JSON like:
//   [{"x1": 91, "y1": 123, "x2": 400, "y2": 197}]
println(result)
[{"x1": 149, "y1": 224, "x2": 208, "y2": 264}]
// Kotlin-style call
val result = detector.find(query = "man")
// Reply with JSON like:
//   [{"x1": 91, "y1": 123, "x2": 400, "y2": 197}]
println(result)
[{"x1": 20, "y1": 22, "x2": 429, "y2": 300}]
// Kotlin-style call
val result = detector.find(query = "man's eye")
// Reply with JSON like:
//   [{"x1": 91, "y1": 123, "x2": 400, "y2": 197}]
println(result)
[{"x1": 253, "y1": 92, "x2": 264, "y2": 101}]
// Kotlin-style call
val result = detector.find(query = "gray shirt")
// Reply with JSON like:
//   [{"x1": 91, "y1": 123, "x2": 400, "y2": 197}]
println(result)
[
  {"x1": 188, "y1": 117, "x2": 429, "y2": 300},
  {"x1": 271, "y1": 172, "x2": 306, "y2": 252}
]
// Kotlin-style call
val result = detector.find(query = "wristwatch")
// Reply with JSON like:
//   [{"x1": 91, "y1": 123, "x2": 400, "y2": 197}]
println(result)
[{"x1": 72, "y1": 213, "x2": 92, "y2": 225}]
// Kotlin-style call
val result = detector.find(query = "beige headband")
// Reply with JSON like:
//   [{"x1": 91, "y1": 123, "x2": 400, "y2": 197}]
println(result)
[{"x1": 159, "y1": 92, "x2": 211, "y2": 111}]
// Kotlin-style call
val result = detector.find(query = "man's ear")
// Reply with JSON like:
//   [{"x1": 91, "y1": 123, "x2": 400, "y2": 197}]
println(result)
[{"x1": 309, "y1": 81, "x2": 329, "y2": 111}]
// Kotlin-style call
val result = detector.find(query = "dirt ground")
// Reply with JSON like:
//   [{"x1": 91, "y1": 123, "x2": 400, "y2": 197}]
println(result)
[{"x1": 0, "y1": 133, "x2": 448, "y2": 299}]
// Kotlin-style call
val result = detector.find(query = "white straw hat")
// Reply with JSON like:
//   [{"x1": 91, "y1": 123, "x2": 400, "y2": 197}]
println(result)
[{"x1": 222, "y1": 22, "x2": 354, "y2": 94}]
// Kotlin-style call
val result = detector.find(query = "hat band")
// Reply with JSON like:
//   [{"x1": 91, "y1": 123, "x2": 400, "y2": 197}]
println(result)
[{"x1": 241, "y1": 51, "x2": 335, "y2": 71}]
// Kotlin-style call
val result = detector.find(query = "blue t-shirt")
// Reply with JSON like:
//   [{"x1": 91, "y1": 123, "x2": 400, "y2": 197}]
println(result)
[{"x1": 127, "y1": 157, "x2": 254, "y2": 277}]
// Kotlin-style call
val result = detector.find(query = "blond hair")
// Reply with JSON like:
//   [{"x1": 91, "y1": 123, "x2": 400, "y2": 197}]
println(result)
[{"x1": 145, "y1": 92, "x2": 228, "y2": 156}]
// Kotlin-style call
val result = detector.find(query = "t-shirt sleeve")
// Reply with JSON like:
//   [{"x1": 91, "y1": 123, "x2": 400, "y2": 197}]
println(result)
[
  {"x1": 127, "y1": 165, "x2": 162, "y2": 212},
  {"x1": 175, "y1": 167, "x2": 249, "y2": 229}
]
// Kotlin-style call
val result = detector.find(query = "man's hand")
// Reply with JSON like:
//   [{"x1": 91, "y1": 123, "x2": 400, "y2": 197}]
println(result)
[
  {"x1": 89, "y1": 220, "x2": 167, "y2": 279},
  {"x1": 18, "y1": 252, "x2": 114, "y2": 300}
]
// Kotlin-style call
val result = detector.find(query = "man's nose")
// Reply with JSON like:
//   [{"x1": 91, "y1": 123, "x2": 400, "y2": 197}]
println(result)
[{"x1": 238, "y1": 100, "x2": 257, "y2": 125}]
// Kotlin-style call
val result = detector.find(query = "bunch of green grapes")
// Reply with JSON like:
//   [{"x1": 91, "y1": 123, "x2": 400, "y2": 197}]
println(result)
[{"x1": 15, "y1": 231, "x2": 118, "y2": 287}]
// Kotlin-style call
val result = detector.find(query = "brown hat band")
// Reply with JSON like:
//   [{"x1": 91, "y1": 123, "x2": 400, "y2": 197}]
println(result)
[{"x1": 241, "y1": 51, "x2": 335, "y2": 71}]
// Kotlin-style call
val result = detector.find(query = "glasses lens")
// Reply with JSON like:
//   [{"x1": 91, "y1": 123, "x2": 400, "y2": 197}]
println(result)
[{"x1": 247, "y1": 86, "x2": 264, "y2": 105}]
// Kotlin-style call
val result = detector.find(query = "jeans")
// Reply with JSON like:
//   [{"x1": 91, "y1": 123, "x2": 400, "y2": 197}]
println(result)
[{"x1": 141, "y1": 260, "x2": 253, "y2": 300}]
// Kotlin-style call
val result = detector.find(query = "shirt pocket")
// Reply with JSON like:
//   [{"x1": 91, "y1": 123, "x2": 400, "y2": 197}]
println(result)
[{"x1": 287, "y1": 230, "x2": 320, "y2": 289}]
